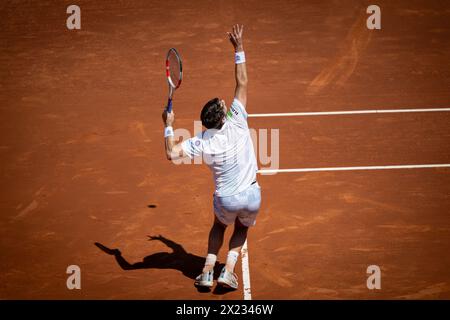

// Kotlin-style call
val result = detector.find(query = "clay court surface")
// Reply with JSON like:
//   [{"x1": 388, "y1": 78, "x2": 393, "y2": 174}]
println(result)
[{"x1": 1, "y1": 0, "x2": 450, "y2": 299}]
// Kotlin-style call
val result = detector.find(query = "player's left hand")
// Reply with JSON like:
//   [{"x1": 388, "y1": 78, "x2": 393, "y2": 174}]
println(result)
[{"x1": 228, "y1": 24, "x2": 244, "y2": 52}]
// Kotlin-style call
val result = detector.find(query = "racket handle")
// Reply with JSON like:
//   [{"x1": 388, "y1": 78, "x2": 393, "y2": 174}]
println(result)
[{"x1": 167, "y1": 98, "x2": 173, "y2": 113}]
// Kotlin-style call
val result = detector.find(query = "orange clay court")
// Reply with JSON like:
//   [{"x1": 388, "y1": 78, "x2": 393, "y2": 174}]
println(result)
[{"x1": 1, "y1": 0, "x2": 449, "y2": 300}]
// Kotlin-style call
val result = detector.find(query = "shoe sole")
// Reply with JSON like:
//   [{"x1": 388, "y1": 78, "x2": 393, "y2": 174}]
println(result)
[
  {"x1": 217, "y1": 278, "x2": 238, "y2": 290},
  {"x1": 195, "y1": 280, "x2": 213, "y2": 288}
]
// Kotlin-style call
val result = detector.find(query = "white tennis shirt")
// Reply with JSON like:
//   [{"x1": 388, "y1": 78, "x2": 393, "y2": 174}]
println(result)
[{"x1": 181, "y1": 98, "x2": 258, "y2": 197}]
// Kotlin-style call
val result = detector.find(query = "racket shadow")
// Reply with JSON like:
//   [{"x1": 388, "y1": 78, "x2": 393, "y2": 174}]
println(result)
[{"x1": 94, "y1": 235, "x2": 225, "y2": 294}]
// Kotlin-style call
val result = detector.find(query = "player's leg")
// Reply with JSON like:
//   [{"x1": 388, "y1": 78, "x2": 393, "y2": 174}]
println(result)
[
  {"x1": 202, "y1": 217, "x2": 226, "y2": 273},
  {"x1": 218, "y1": 183, "x2": 261, "y2": 289},
  {"x1": 195, "y1": 197, "x2": 236, "y2": 288},
  {"x1": 217, "y1": 219, "x2": 247, "y2": 289},
  {"x1": 226, "y1": 218, "x2": 248, "y2": 272}
]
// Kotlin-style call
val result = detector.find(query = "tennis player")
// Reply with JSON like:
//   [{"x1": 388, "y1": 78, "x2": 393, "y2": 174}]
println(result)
[{"x1": 162, "y1": 24, "x2": 260, "y2": 290}]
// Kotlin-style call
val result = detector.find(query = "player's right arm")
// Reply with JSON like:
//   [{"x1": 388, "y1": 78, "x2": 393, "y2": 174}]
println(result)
[
  {"x1": 228, "y1": 24, "x2": 247, "y2": 107},
  {"x1": 162, "y1": 110, "x2": 189, "y2": 161}
]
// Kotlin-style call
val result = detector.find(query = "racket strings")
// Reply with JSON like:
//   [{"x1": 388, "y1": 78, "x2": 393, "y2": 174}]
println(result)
[{"x1": 168, "y1": 51, "x2": 181, "y2": 87}]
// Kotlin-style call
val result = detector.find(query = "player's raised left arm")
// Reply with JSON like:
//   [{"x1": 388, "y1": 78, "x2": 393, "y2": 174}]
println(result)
[{"x1": 228, "y1": 24, "x2": 247, "y2": 107}]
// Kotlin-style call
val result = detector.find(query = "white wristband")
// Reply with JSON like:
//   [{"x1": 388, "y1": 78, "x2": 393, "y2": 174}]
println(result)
[
  {"x1": 235, "y1": 51, "x2": 246, "y2": 64},
  {"x1": 164, "y1": 126, "x2": 174, "y2": 138}
]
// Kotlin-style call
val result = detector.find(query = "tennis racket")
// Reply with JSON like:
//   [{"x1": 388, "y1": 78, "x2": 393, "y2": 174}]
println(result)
[{"x1": 165, "y1": 48, "x2": 182, "y2": 112}]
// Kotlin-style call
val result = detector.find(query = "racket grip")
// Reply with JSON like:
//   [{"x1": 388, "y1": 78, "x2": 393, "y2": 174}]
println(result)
[{"x1": 167, "y1": 98, "x2": 173, "y2": 113}]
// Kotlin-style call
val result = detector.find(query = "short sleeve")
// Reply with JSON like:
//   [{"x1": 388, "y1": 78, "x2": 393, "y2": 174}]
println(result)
[
  {"x1": 181, "y1": 134, "x2": 203, "y2": 159},
  {"x1": 226, "y1": 98, "x2": 248, "y2": 125}
]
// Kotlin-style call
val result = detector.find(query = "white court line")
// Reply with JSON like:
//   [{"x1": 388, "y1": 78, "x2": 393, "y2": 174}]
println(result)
[
  {"x1": 258, "y1": 164, "x2": 450, "y2": 174},
  {"x1": 248, "y1": 107, "x2": 450, "y2": 118},
  {"x1": 241, "y1": 240, "x2": 252, "y2": 300}
]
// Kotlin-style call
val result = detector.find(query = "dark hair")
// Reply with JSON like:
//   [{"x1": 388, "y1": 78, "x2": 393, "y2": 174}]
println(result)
[{"x1": 201, "y1": 97, "x2": 225, "y2": 129}]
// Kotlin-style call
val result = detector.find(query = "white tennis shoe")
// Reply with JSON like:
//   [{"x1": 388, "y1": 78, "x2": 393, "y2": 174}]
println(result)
[
  {"x1": 217, "y1": 267, "x2": 238, "y2": 290},
  {"x1": 194, "y1": 270, "x2": 214, "y2": 288}
]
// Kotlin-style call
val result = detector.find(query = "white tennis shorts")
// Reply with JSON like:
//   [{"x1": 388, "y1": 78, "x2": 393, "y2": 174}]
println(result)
[{"x1": 213, "y1": 182, "x2": 261, "y2": 227}]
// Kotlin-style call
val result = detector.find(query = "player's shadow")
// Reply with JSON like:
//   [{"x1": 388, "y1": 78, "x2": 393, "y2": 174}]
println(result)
[{"x1": 94, "y1": 235, "x2": 230, "y2": 294}]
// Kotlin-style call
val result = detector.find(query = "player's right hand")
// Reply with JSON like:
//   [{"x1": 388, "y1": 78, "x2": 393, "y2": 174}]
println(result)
[{"x1": 162, "y1": 109, "x2": 175, "y2": 126}]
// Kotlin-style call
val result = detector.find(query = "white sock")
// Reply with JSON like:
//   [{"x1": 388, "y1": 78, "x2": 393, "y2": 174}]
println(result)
[
  {"x1": 203, "y1": 254, "x2": 217, "y2": 272},
  {"x1": 225, "y1": 251, "x2": 239, "y2": 272}
]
